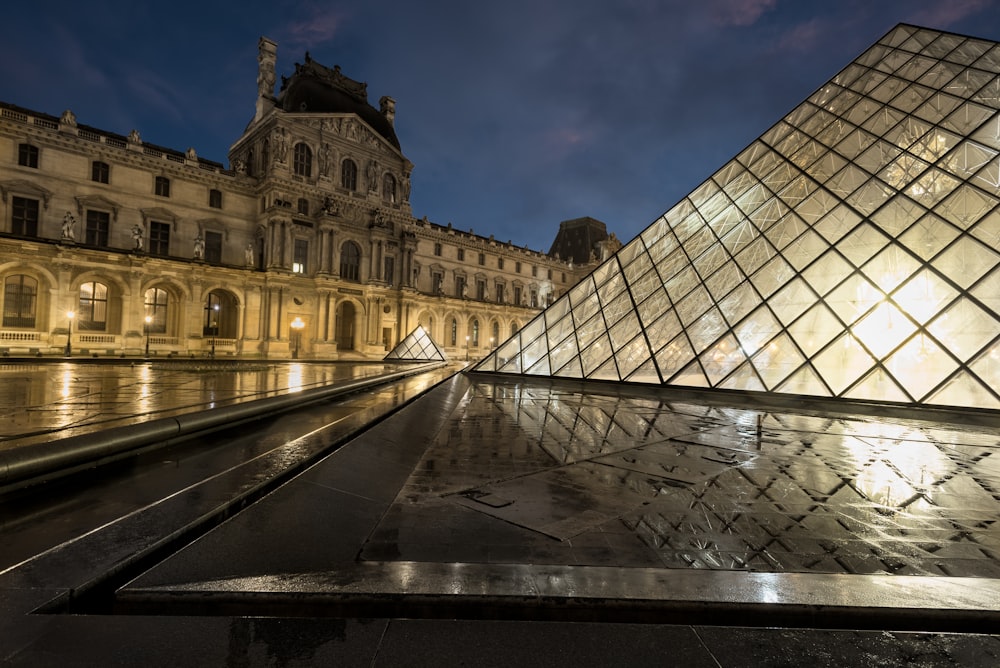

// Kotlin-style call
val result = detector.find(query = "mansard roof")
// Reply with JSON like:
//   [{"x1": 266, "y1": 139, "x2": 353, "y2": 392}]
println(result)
[
  {"x1": 474, "y1": 24, "x2": 1000, "y2": 411},
  {"x1": 277, "y1": 53, "x2": 400, "y2": 150}
]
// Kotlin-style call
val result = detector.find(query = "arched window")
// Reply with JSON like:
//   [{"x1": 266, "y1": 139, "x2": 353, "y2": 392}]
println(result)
[
  {"x1": 340, "y1": 241, "x2": 361, "y2": 282},
  {"x1": 78, "y1": 281, "x2": 108, "y2": 331},
  {"x1": 382, "y1": 173, "x2": 396, "y2": 203},
  {"x1": 491, "y1": 321, "x2": 499, "y2": 347},
  {"x1": 450, "y1": 318, "x2": 457, "y2": 346},
  {"x1": 341, "y1": 159, "x2": 358, "y2": 191},
  {"x1": 471, "y1": 319, "x2": 480, "y2": 347},
  {"x1": 510, "y1": 321, "x2": 519, "y2": 337},
  {"x1": 144, "y1": 287, "x2": 169, "y2": 334},
  {"x1": 204, "y1": 292, "x2": 222, "y2": 336},
  {"x1": 3, "y1": 275, "x2": 37, "y2": 328},
  {"x1": 293, "y1": 143, "x2": 312, "y2": 177}
]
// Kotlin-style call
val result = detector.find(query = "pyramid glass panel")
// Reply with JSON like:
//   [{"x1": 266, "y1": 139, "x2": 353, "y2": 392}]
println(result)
[
  {"x1": 473, "y1": 24, "x2": 1000, "y2": 410},
  {"x1": 384, "y1": 326, "x2": 447, "y2": 362}
]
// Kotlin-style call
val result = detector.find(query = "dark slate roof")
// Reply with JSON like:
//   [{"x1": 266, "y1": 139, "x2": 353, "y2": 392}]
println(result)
[
  {"x1": 277, "y1": 54, "x2": 400, "y2": 150},
  {"x1": 548, "y1": 216, "x2": 609, "y2": 264}
]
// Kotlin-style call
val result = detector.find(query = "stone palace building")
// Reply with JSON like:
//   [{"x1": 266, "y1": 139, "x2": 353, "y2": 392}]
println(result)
[{"x1": 0, "y1": 38, "x2": 610, "y2": 359}]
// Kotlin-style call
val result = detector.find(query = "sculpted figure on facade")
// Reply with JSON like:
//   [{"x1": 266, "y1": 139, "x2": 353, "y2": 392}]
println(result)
[
  {"x1": 273, "y1": 127, "x2": 288, "y2": 162},
  {"x1": 61, "y1": 212, "x2": 76, "y2": 241},
  {"x1": 366, "y1": 160, "x2": 378, "y2": 192},
  {"x1": 60, "y1": 109, "x2": 77, "y2": 127},
  {"x1": 245, "y1": 243, "x2": 255, "y2": 266},
  {"x1": 131, "y1": 224, "x2": 144, "y2": 251},
  {"x1": 319, "y1": 143, "x2": 332, "y2": 177},
  {"x1": 193, "y1": 233, "x2": 205, "y2": 260},
  {"x1": 128, "y1": 129, "x2": 141, "y2": 144},
  {"x1": 257, "y1": 38, "x2": 277, "y2": 99}
]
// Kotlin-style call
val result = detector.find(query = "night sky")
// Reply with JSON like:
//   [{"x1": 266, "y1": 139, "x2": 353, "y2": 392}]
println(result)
[{"x1": 4, "y1": 1, "x2": 1000, "y2": 252}]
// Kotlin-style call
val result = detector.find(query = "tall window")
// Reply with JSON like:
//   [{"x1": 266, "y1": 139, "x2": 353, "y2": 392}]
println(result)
[
  {"x1": 155, "y1": 176, "x2": 170, "y2": 197},
  {"x1": 384, "y1": 256, "x2": 395, "y2": 286},
  {"x1": 341, "y1": 159, "x2": 357, "y2": 191},
  {"x1": 92, "y1": 161, "x2": 109, "y2": 183},
  {"x1": 149, "y1": 221, "x2": 170, "y2": 256},
  {"x1": 382, "y1": 173, "x2": 396, "y2": 203},
  {"x1": 457, "y1": 248, "x2": 465, "y2": 261},
  {"x1": 434, "y1": 243, "x2": 442, "y2": 256},
  {"x1": 476, "y1": 279, "x2": 486, "y2": 301},
  {"x1": 532, "y1": 265, "x2": 537, "y2": 277},
  {"x1": 514, "y1": 286, "x2": 522, "y2": 306},
  {"x1": 85, "y1": 210, "x2": 110, "y2": 246},
  {"x1": 471, "y1": 319, "x2": 480, "y2": 346},
  {"x1": 144, "y1": 287, "x2": 168, "y2": 333},
  {"x1": 18, "y1": 144, "x2": 38, "y2": 168},
  {"x1": 432, "y1": 271, "x2": 443, "y2": 294},
  {"x1": 3, "y1": 275, "x2": 37, "y2": 328},
  {"x1": 495, "y1": 283, "x2": 505, "y2": 304},
  {"x1": 340, "y1": 241, "x2": 361, "y2": 281},
  {"x1": 516, "y1": 262, "x2": 522, "y2": 273},
  {"x1": 478, "y1": 253, "x2": 485, "y2": 266},
  {"x1": 209, "y1": 189, "x2": 222, "y2": 208},
  {"x1": 78, "y1": 281, "x2": 108, "y2": 331},
  {"x1": 450, "y1": 318, "x2": 457, "y2": 346},
  {"x1": 492, "y1": 321, "x2": 500, "y2": 346},
  {"x1": 297, "y1": 198, "x2": 310, "y2": 215},
  {"x1": 456, "y1": 275, "x2": 466, "y2": 298},
  {"x1": 293, "y1": 143, "x2": 312, "y2": 177},
  {"x1": 293, "y1": 239, "x2": 308, "y2": 274},
  {"x1": 531, "y1": 290, "x2": 538, "y2": 307},
  {"x1": 203, "y1": 292, "x2": 222, "y2": 336},
  {"x1": 11, "y1": 197, "x2": 39, "y2": 236},
  {"x1": 205, "y1": 231, "x2": 222, "y2": 264},
  {"x1": 498, "y1": 258, "x2": 504, "y2": 270}
]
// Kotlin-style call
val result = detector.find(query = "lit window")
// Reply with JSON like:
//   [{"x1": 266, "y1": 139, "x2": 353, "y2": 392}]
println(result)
[
  {"x1": 78, "y1": 281, "x2": 108, "y2": 331},
  {"x1": 3, "y1": 275, "x2": 37, "y2": 328},
  {"x1": 144, "y1": 288, "x2": 168, "y2": 333},
  {"x1": 471, "y1": 319, "x2": 480, "y2": 346},
  {"x1": 293, "y1": 239, "x2": 308, "y2": 274}
]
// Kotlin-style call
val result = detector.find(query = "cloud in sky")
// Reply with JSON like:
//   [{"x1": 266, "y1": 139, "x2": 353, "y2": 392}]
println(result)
[{"x1": 709, "y1": 0, "x2": 779, "y2": 27}]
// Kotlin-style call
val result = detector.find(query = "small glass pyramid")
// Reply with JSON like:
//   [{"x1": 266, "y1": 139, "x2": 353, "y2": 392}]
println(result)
[
  {"x1": 475, "y1": 24, "x2": 1000, "y2": 410},
  {"x1": 385, "y1": 325, "x2": 447, "y2": 362}
]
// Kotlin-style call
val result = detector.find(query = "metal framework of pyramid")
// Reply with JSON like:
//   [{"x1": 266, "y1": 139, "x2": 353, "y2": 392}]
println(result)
[
  {"x1": 385, "y1": 325, "x2": 447, "y2": 362},
  {"x1": 475, "y1": 24, "x2": 1000, "y2": 410}
]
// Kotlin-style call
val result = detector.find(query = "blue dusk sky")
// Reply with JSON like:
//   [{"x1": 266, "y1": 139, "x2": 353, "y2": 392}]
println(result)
[{"x1": 3, "y1": 1, "x2": 1000, "y2": 252}]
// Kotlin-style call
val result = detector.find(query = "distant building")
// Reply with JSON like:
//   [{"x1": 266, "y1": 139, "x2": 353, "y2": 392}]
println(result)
[
  {"x1": 0, "y1": 39, "x2": 587, "y2": 359},
  {"x1": 548, "y1": 216, "x2": 622, "y2": 265}
]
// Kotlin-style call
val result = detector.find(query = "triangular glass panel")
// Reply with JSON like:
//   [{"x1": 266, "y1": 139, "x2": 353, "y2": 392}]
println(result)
[{"x1": 384, "y1": 326, "x2": 447, "y2": 362}]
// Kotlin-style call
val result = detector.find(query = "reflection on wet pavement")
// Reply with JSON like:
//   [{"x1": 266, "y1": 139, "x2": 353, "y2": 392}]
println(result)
[
  {"x1": 0, "y1": 362, "x2": 411, "y2": 450},
  {"x1": 365, "y1": 379, "x2": 1000, "y2": 577}
]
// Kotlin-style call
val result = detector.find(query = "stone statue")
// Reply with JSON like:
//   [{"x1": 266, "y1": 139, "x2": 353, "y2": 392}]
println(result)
[
  {"x1": 402, "y1": 175, "x2": 411, "y2": 202},
  {"x1": 61, "y1": 212, "x2": 76, "y2": 241},
  {"x1": 257, "y1": 39, "x2": 277, "y2": 98},
  {"x1": 319, "y1": 143, "x2": 332, "y2": 177},
  {"x1": 60, "y1": 109, "x2": 77, "y2": 127},
  {"x1": 273, "y1": 127, "x2": 287, "y2": 162},
  {"x1": 366, "y1": 160, "x2": 379, "y2": 192},
  {"x1": 245, "y1": 243, "x2": 254, "y2": 266},
  {"x1": 128, "y1": 129, "x2": 141, "y2": 144},
  {"x1": 186, "y1": 147, "x2": 197, "y2": 161},
  {"x1": 131, "y1": 224, "x2": 144, "y2": 251},
  {"x1": 193, "y1": 233, "x2": 205, "y2": 260}
]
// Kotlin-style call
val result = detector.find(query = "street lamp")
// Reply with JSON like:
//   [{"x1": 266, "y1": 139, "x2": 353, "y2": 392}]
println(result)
[
  {"x1": 64, "y1": 310, "x2": 74, "y2": 356},
  {"x1": 465, "y1": 335, "x2": 470, "y2": 362},
  {"x1": 144, "y1": 315, "x2": 152, "y2": 358},
  {"x1": 290, "y1": 317, "x2": 304, "y2": 359}
]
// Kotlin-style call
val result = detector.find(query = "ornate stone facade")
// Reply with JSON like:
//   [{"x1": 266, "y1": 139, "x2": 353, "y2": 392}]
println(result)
[{"x1": 0, "y1": 39, "x2": 584, "y2": 359}]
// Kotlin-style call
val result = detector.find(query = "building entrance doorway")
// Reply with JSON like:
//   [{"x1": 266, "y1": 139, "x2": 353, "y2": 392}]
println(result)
[{"x1": 336, "y1": 302, "x2": 356, "y2": 350}]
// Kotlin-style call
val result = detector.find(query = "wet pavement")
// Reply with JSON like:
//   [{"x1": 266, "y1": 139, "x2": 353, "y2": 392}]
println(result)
[
  {"x1": 2, "y1": 366, "x2": 1000, "y2": 664},
  {"x1": 0, "y1": 360, "x2": 414, "y2": 449}
]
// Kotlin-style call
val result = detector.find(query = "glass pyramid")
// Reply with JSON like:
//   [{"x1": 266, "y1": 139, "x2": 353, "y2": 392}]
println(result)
[
  {"x1": 475, "y1": 24, "x2": 1000, "y2": 411},
  {"x1": 385, "y1": 326, "x2": 447, "y2": 362}
]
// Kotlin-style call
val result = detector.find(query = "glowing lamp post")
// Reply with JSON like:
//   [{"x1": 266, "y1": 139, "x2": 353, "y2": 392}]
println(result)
[
  {"x1": 290, "y1": 317, "x2": 304, "y2": 359},
  {"x1": 64, "y1": 310, "x2": 74, "y2": 356},
  {"x1": 144, "y1": 315, "x2": 152, "y2": 358}
]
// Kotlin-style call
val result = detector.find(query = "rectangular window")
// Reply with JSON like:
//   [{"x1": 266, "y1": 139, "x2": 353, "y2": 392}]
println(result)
[
  {"x1": 18, "y1": 144, "x2": 38, "y2": 168},
  {"x1": 476, "y1": 280, "x2": 486, "y2": 301},
  {"x1": 498, "y1": 258, "x2": 504, "y2": 270},
  {"x1": 11, "y1": 197, "x2": 39, "y2": 236},
  {"x1": 92, "y1": 161, "x2": 109, "y2": 183},
  {"x1": 433, "y1": 243, "x2": 442, "y2": 257},
  {"x1": 456, "y1": 276, "x2": 466, "y2": 298},
  {"x1": 516, "y1": 261, "x2": 522, "y2": 273},
  {"x1": 85, "y1": 210, "x2": 110, "y2": 246},
  {"x1": 205, "y1": 231, "x2": 223, "y2": 264},
  {"x1": 149, "y1": 221, "x2": 170, "y2": 256},
  {"x1": 562, "y1": 272, "x2": 566, "y2": 282},
  {"x1": 293, "y1": 239, "x2": 308, "y2": 273},
  {"x1": 531, "y1": 290, "x2": 538, "y2": 308},
  {"x1": 384, "y1": 256, "x2": 395, "y2": 286},
  {"x1": 478, "y1": 253, "x2": 485, "y2": 266},
  {"x1": 297, "y1": 198, "x2": 309, "y2": 215},
  {"x1": 209, "y1": 189, "x2": 222, "y2": 208},
  {"x1": 3, "y1": 275, "x2": 37, "y2": 328},
  {"x1": 531, "y1": 265, "x2": 537, "y2": 277},
  {"x1": 496, "y1": 284, "x2": 504, "y2": 303},
  {"x1": 432, "y1": 272, "x2": 443, "y2": 294},
  {"x1": 514, "y1": 286, "x2": 522, "y2": 306},
  {"x1": 155, "y1": 176, "x2": 170, "y2": 197},
  {"x1": 547, "y1": 268, "x2": 553, "y2": 279},
  {"x1": 457, "y1": 248, "x2": 465, "y2": 261}
]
